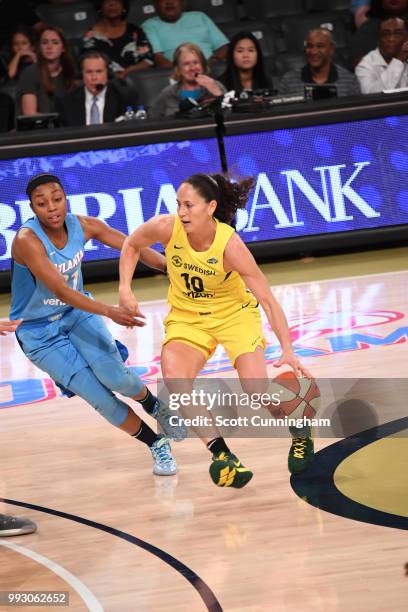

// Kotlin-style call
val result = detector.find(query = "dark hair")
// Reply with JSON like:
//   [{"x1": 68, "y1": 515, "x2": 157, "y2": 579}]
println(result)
[
  {"x1": 80, "y1": 50, "x2": 110, "y2": 70},
  {"x1": 96, "y1": 0, "x2": 129, "y2": 18},
  {"x1": 9, "y1": 25, "x2": 36, "y2": 55},
  {"x1": 183, "y1": 173, "x2": 255, "y2": 227},
  {"x1": 26, "y1": 173, "x2": 64, "y2": 199},
  {"x1": 379, "y1": 14, "x2": 408, "y2": 27},
  {"x1": 37, "y1": 26, "x2": 76, "y2": 95},
  {"x1": 220, "y1": 31, "x2": 270, "y2": 92},
  {"x1": 369, "y1": 0, "x2": 408, "y2": 18}
]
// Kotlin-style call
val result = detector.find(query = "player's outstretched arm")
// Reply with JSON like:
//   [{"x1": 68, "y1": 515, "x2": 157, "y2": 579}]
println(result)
[
  {"x1": 12, "y1": 230, "x2": 141, "y2": 328},
  {"x1": 119, "y1": 215, "x2": 174, "y2": 314},
  {"x1": 224, "y1": 234, "x2": 312, "y2": 378},
  {"x1": 0, "y1": 319, "x2": 22, "y2": 335},
  {"x1": 78, "y1": 216, "x2": 167, "y2": 273}
]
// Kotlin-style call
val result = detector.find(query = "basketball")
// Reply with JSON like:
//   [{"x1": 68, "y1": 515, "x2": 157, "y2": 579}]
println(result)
[{"x1": 268, "y1": 371, "x2": 320, "y2": 419}]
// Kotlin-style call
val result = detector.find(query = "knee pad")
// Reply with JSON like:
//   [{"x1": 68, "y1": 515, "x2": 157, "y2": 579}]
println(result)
[{"x1": 91, "y1": 355, "x2": 144, "y2": 397}]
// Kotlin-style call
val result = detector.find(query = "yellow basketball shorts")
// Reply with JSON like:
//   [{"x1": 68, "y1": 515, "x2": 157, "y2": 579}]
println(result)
[{"x1": 163, "y1": 304, "x2": 266, "y2": 365}]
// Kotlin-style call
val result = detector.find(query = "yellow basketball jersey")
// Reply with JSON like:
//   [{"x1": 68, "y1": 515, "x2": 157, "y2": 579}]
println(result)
[{"x1": 165, "y1": 215, "x2": 257, "y2": 318}]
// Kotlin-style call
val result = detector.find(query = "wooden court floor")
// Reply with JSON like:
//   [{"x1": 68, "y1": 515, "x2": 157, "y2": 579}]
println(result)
[{"x1": 0, "y1": 248, "x2": 407, "y2": 612}]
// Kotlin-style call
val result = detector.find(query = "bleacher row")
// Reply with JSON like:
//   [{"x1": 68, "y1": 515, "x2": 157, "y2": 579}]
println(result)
[{"x1": 1, "y1": 0, "x2": 356, "y2": 116}]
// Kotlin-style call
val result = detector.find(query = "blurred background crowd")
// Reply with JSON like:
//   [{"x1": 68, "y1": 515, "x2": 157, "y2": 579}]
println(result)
[{"x1": 0, "y1": 0, "x2": 407, "y2": 131}]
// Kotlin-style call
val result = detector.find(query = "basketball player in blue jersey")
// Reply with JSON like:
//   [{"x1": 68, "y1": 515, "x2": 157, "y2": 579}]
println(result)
[
  {"x1": 0, "y1": 318, "x2": 38, "y2": 535},
  {"x1": 119, "y1": 173, "x2": 314, "y2": 489},
  {"x1": 9, "y1": 173, "x2": 187, "y2": 478}
]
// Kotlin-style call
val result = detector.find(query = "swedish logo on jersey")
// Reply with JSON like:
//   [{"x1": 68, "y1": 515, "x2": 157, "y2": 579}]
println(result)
[
  {"x1": 207, "y1": 257, "x2": 218, "y2": 264},
  {"x1": 172, "y1": 255, "x2": 183, "y2": 267}
]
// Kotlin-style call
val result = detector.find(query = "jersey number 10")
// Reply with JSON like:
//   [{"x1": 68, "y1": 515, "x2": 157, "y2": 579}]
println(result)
[{"x1": 181, "y1": 273, "x2": 204, "y2": 292}]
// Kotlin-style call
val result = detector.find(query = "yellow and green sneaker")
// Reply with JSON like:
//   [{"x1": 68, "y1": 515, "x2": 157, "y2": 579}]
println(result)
[
  {"x1": 209, "y1": 451, "x2": 253, "y2": 488},
  {"x1": 288, "y1": 436, "x2": 314, "y2": 474}
]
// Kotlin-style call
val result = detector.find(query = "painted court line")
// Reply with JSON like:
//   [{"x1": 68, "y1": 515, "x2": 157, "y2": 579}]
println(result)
[{"x1": 0, "y1": 540, "x2": 104, "y2": 611}]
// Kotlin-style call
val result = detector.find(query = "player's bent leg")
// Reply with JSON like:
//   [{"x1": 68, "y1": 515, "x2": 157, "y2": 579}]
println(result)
[
  {"x1": 161, "y1": 342, "x2": 254, "y2": 488},
  {"x1": 235, "y1": 347, "x2": 314, "y2": 474},
  {"x1": 67, "y1": 367, "x2": 177, "y2": 475},
  {"x1": 89, "y1": 354, "x2": 145, "y2": 398},
  {"x1": 69, "y1": 311, "x2": 145, "y2": 399},
  {"x1": 68, "y1": 366, "x2": 131, "y2": 426},
  {"x1": 161, "y1": 340, "x2": 217, "y2": 443},
  {"x1": 84, "y1": 353, "x2": 186, "y2": 442},
  {"x1": 209, "y1": 346, "x2": 269, "y2": 489}
]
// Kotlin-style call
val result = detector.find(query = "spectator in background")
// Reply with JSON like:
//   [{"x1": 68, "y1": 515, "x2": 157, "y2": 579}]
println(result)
[
  {"x1": 17, "y1": 26, "x2": 76, "y2": 115},
  {"x1": 219, "y1": 31, "x2": 272, "y2": 95},
  {"x1": 0, "y1": 0, "x2": 42, "y2": 51},
  {"x1": 56, "y1": 51, "x2": 128, "y2": 126},
  {"x1": 278, "y1": 28, "x2": 360, "y2": 97},
  {"x1": 7, "y1": 27, "x2": 37, "y2": 81},
  {"x1": 356, "y1": 17, "x2": 408, "y2": 91},
  {"x1": 83, "y1": 0, "x2": 153, "y2": 79},
  {"x1": 350, "y1": 0, "x2": 408, "y2": 66},
  {"x1": 142, "y1": 0, "x2": 228, "y2": 69},
  {"x1": 352, "y1": 0, "x2": 371, "y2": 28},
  {"x1": 150, "y1": 42, "x2": 226, "y2": 118}
]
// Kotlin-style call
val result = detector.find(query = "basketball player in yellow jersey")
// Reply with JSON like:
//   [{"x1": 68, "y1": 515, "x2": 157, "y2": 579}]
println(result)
[{"x1": 119, "y1": 173, "x2": 313, "y2": 488}]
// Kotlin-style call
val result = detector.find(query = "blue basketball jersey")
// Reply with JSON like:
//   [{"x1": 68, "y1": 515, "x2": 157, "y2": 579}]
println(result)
[{"x1": 10, "y1": 214, "x2": 86, "y2": 321}]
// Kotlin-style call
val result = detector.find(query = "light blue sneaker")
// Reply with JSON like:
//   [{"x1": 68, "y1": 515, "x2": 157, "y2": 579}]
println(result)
[
  {"x1": 151, "y1": 399, "x2": 188, "y2": 442},
  {"x1": 150, "y1": 436, "x2": 177, "y2": 476}
]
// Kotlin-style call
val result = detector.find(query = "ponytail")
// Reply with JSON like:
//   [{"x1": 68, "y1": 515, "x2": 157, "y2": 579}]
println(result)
[{"x1": 183, "y1": 173, "x2": 255, "y2": 227}]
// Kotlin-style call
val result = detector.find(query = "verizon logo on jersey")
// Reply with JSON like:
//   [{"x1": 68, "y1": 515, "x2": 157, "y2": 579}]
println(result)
[{"x1": 43, "y1": 297, "x2": 66, "y2": 306}]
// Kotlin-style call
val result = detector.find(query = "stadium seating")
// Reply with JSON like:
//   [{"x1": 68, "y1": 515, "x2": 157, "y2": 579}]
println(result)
[
  {"x1": 241, "y1": 0, "x2": 303, "y2": 21},
  {"x1": 128, "y1": 0, "x2": 157, "y2": 26},
  {"x1": 125, "y1": 68, "x2": 172, "y2": 111},
  {"x1": 36, "y1": 2, "x2": 96, "y2": 39},
  {"x1": 187, "y1": 0, "x2": 240, "y2": 25}
]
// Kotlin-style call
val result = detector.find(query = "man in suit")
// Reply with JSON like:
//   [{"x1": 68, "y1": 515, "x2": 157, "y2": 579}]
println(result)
[{"x1": 57, "y1": 51, "x2": 129, "y2": 126}]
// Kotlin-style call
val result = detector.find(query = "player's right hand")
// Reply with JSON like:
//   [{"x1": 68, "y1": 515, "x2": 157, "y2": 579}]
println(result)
[{"x1": 107, "y1": 306, "x2": 146, "y2": 327}]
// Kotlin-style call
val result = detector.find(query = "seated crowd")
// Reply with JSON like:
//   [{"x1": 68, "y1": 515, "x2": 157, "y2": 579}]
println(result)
[{"x1": 0, "y1": 0, "x2": 408, "y2": 132}]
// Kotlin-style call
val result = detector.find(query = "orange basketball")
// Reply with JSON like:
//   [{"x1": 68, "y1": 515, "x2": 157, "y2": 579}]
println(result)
[{"x1": 268, "y1": 371, "x2": 320, "y2": 419}]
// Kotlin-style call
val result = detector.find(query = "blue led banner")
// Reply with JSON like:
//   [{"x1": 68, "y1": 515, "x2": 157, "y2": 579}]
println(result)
[
  {"x1": 1, "y1": 114, "x2": 407, "y2": 272},
  {"x1": 225, "y1": 114, "x2": 408, "y2": 240}
]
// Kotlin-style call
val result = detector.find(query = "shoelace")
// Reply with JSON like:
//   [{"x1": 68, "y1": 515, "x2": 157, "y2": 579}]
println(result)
[
  {"x1": 153, "y1": 439, "x2": 173, "y2": 463},
  {"x1": 292, "y1": 438, "x2": 308, "y2": 459},
  {"x1": 214, "y1": 451, "x2": 227, "y2": 461}
]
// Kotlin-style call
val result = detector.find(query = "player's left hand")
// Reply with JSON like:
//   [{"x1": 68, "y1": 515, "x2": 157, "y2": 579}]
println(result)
[
  {"x1": 273, "y1": 350, "x2": 312, "y2": 378},
  {"x1": 0, "y1": 319, "x2": 22, "y2": 335}
]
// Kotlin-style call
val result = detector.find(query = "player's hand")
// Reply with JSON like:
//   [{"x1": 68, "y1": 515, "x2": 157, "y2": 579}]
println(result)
[
  {"x1": 273, "y1": 350, "x2": 312, "y2": 378},
  {"x1": 107, "y1": 306, "x2": 145, "y2": 327},
  {"x1": 0, "y1": 319, "x2": 22, "y2": 335},
  {"x1": 118, "y1": 290, "x2": 143, "y2": 316}
]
